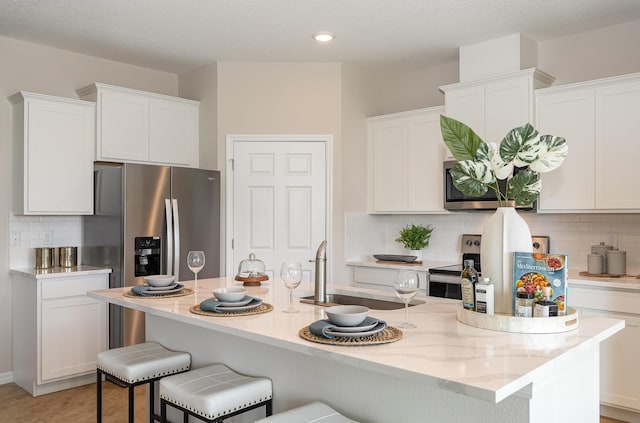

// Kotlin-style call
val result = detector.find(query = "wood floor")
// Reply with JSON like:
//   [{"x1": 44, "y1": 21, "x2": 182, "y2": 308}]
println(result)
[{"x1": 0, "y1": 381, "x2": 631, "y2": 422}]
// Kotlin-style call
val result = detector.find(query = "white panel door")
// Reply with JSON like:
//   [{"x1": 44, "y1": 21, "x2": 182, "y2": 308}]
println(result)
[
  {"x1": 485, "y1": 76, "x2": 530, "y2": 143},
  {"x1": 443, "y1": 85, "x2": 485, "y2": 138},
  {"x1": 232, "y1": 140, "x2": 327, "y2": 288},
  {"x1": 370, "y1": 119, "x2": 407, "y2": 212},
  {"x1": 149, "y1": 97, "x2": 198, "y2": 167},
  {"x1": 99, "y1": 88, "x2": 149, "y2": 161}
]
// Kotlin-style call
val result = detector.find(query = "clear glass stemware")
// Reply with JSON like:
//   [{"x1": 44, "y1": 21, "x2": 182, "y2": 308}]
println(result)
[
  {"x1": 394, "y1": 270, "x2": 419, "y2": 329},
  {"x1": 281, "y1": 262, "x2": 303, "y2": 313},
  {"x1": 187, "y1": 251, "x2": 205, "y2": 291}
]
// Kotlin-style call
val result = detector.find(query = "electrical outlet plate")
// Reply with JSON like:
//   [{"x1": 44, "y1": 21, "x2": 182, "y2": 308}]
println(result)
[
  {"x1": 41, "y1": 230, "x2": 52, "y2": 245},
  {"x1": 9, "y1": 231, "x2": 20, "y2": 247}
]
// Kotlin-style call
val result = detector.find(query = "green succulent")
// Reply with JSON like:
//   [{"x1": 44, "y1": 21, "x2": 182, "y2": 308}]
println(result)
[
  {"x1": 440, "y1": 115, "x2": 568, "y2": 207},
  {"x1": 395, "y1": 224, "x2": 434, "y2": 250}
]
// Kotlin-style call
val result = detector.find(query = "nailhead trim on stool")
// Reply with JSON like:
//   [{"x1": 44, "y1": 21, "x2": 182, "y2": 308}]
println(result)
[
  {"x1": 255, "y1": 401, "x2": 359, "y2": 423},
  {"x1": 159, "y1": 363, "x2": 273, "y2": 422},
  {"x1": 97, "y1": 342, "x2": 191, "y2": 423}
]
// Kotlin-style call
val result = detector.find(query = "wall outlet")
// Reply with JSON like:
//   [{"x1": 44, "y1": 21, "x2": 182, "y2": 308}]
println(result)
[
  {"x1": 9, "y1": 231, "x2": 20, "y2": 247},
  {"x1": 41, "y1": 230, "x2": 52, "y2": 245}
]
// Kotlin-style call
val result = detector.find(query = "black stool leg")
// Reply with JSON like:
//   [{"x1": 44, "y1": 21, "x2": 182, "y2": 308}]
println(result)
[
  {"x1": 97, "y1": 370, "x2": 102, "y2": 423},
  {"x1": 161, "y1": 399, "x2": 167, "y2": 423},
  {"x1": 149, "y1": 381, "x2": 155, "y2": 423},
  {"x1": 266, "y1": 399, "x2": 273, "y2": 416},
  {"x1": 129, "y1": 384, "x2": 135, "y2": 423}
]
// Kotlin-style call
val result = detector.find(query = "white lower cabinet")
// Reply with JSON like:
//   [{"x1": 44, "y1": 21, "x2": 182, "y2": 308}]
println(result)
[
  {"x1": 569, "y1": 283, "x2": 640, "y2": 417},
  {"x1": 12, "y1": 270, "x2": 109, "y2": 396}
]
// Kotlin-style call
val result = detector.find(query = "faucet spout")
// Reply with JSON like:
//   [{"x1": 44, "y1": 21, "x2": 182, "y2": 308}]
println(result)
[{"x1": 313, "y1": 240, "x2": 328, "y2": 304}]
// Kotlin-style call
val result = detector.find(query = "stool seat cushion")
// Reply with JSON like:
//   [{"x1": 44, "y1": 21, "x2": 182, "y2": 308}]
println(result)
[
  {"x1": 97, "y1": 342, "x2": 191, "y2": 384},
  {"x1": 256, "y1": 401, "x2": 358, "y2": 423},
  {"x1": 159, "y1": 363, "x2": 272, "y2": 421}
]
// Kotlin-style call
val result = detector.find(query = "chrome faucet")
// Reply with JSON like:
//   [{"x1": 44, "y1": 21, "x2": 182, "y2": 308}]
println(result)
[{"x1": 311, "y1": 240, "x2": 328, "y2": 304}]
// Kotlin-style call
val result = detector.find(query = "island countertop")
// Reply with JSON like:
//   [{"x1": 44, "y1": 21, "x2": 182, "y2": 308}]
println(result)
[{"x1": 88, "y1": 277, "x2": 623, "y2": 404}]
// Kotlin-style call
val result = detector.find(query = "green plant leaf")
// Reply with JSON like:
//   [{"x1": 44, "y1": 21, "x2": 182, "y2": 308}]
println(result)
[
  {"x1": 450, "y1": 160, "x2": 493, "y2": 197},
  {"x1": 507, "y1": 170, "x2": 541, "y2": 206},
  {"x1": 440, "y1": 115, "x2": 484, "y2": 161},
  {"x1": 395, "y1": 224, "x2": 434, "y2": 250},
  {"x1": 529, "y1": 135, "x2": 568, "y2": 173},
  {"x1": 477, "y1": 142, "x2": 513, "y2": 180},
  {"x1": 499, "y1": 123, "x2": 541, "y2": 167}
]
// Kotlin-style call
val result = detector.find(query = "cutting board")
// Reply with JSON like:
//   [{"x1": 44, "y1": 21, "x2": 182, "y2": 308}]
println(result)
[{"x1": 579, "y1": 271, "x2": 640, "y2": 279}]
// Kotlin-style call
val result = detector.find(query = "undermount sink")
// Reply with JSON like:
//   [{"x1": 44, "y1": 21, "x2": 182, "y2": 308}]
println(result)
[{"x1": 299, "y1": 293, "x2": 425, "y2": 310}]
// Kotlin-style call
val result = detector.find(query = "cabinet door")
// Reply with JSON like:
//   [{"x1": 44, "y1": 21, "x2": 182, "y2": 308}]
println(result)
[
  {"x1": 369, "y1": 119, "x2": 408, "y2": 212},
  {"x1": 40, "y1": 296, "x2": 107, "y2": 382},
  {"x1": 99, "y1": 89, "x2": 149, "y2": 161},
  {"x1": 485, "y1": 76, "x2": 530, "y2": 143},
  {"x1": 578, "y1": 308, "x2": 640, "y2": 412},
  {"x1": 536, "y1": 89, "x2": 596, "y2": 211},
  {"x1": 444, "y1": 85, "x2": 485, "y2": 139},
  {"x1": 595, "y1": 80, "x2": 640, "y2": 210},
  {"x1": 406, "y1": 113, "x2": 447, "y2": 212},
  {"x1": 149, "y1": 98, "x2": 198, "y2": 167},
  {"x1": 25, "y1": 97, "x2": 94, "y2": 214}
]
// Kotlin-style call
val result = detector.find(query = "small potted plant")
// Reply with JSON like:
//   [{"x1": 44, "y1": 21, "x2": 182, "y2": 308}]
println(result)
[{"x1": 395, "y1": 224, "x2": 434, "y2": 262}]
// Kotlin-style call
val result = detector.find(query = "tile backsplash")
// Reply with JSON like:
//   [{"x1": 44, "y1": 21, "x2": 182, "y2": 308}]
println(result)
[
  {"x1": 9, "y1": 214, "x2": 82, "y2": 269},
  {"x1": 345, "y1": 211, "x2": 640, "y2": 275}
]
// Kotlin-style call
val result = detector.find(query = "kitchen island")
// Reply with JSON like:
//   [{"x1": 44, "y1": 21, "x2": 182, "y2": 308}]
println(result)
[{"x1": 89, "y1": 277, "x2": 623, "y2": 423}]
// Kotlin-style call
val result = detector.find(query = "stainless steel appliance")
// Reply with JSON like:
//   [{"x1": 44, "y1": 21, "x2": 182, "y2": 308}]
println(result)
[
  {"x1": 83, "y1": 162, "x2": 220, "y2": 348},
  {"x1": 443, "y1": 160, "x2": 536, "y2": 211},
  {"x1": 428, "y1": 234, "x2": 549, "y2": 299}
]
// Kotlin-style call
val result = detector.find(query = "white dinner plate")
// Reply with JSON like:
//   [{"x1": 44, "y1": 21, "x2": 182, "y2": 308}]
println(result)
[
  {"x1": 325, "y1": 322, "x2": 386, "y2": 338},
  {"x1": 327, "y1": 320, "x2": 379, "y2": 333},
  {"x1": 214, "y1": 296, "x2": 253, "y2": 307},
  {"x1": 215, "y1": 298, "x2": 263, "y2": 312},
  {"x1": 142, "y1": 284, "x2": 184, "y2": 295},
  {"x1": 146, "y1": 283, "x2": 178, "y2": 291}
]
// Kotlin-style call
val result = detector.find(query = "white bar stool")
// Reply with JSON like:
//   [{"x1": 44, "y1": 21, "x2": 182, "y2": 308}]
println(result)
[
  {"x1": 97, "y1": 342, "x2": 191, "y2": 423},
  {"x1": 159, "y1": 363, "x2": 273, "y2": 422},
  {"x1": 255, "y1": 401, "x2": 359, "y2": 423}
]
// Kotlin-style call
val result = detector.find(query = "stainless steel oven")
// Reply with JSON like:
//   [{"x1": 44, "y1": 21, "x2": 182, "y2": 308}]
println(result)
[
  {"x1": 443, "y1": 160, "x2": 536, "y2": 211},
  {"x1": 428, "y1": 234, "x2": 549, "y2": 300}
]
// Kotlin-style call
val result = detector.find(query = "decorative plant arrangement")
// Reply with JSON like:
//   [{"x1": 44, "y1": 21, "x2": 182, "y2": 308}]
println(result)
[
  {"x1": 439, "y1": 115, "x2": 568, "y2": 206},
  {"x1": 395, "y1": 224, "x2": 434, "y2": 250}
]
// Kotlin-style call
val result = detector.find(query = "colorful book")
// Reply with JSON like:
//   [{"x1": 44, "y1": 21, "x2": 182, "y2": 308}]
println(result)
[{"x1": 512, "y1": 252, "x2": 568, "y2": 316}]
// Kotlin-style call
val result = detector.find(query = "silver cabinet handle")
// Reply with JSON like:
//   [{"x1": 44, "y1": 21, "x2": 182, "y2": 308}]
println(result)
[
  {"x1": 165, "y1": 199, "x2": 173, "y2": 276},
  {"x1": 172, "y1": 199, "x2": 180, "y2": 282}
]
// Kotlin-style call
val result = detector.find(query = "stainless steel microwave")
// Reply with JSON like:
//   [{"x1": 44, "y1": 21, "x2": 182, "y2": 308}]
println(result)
[{"x1": 443, "y1": 160, "x2": 536, "y2": 211}]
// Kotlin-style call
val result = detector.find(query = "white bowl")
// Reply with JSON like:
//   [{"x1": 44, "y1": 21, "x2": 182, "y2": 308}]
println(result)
[
  {"x1": 143, "y1": 275, "x2": 175, "y2": 287},
  {"x1": 214, "y1": 287, "x2": 248, "y2": 302},
  {"x1": 325, "y1": 305, "x2": 369, "y2": 327}
]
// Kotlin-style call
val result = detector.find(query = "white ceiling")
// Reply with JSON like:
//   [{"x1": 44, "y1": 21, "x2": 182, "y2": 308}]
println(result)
[{"x1": 2, "y1": 0, "x2": 640, "y2": 74}]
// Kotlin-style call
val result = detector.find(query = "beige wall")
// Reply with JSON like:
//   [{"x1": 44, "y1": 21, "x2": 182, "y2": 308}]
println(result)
[
  {"x1": 0, "y1": 36, "x2": 178, "y2": 376},
  {"x1": 216, "y1": 61, "x2": 343, "y2": 278}
]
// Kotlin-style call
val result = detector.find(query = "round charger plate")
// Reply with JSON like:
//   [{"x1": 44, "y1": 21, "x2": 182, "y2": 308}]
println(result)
[
  {"x1": 299, "y1": 325, "x2": 403, "y2": 346},
  {"x1": 190, "y1": 303, "x2": 273, "y2": 317},
  {"x1": 123, "y1": 288, "x2": 194, "y2": 298}
]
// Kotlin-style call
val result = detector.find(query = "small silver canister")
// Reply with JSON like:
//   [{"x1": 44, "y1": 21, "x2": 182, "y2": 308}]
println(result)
[
  {"x1": 59, "y1": 246, "x2": 78, "y2": 268},
  {"x1": 607, "y1": 250, "x2": 626, "y2": 276},
  {"x1": 35, "y1": 247, "x2": 55, "y2": 269},
  {"x1": 587, "y1": 254, "x2": 604, "y2": 275},
  {"x1": 591, "y1": 242, "x2": 614, "y2": 273}
]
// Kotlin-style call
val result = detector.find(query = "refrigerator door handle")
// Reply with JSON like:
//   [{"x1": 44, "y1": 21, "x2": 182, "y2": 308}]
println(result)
[
  {"x1": 165, "y1": 199, "x2": 174, "y2": 276},
  {"x1": 172, "y1": 199, "x2": 181, "y2": 282}
]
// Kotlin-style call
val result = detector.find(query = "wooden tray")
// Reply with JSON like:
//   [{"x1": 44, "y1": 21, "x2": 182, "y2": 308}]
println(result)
[
  {"x1": 456, "y1": 305, "x2": 579, "y2": 334},
  {"x1": 579, "y1": 271, "x2": 640, "y2": 279}
]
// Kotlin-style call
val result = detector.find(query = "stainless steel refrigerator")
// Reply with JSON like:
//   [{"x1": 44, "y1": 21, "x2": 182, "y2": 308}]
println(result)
[{"x1": 82, "y1": 162, "x2": 220, "y2": 348}]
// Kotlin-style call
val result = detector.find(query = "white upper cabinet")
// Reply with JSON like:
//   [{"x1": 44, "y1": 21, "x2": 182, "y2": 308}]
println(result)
[
  {"x1": 10, "y1": 92, "x2": 95, "y2": 215},
  {"x1": 77, "y1": 83, "x2": 199, "y2": 167},
  {"x1": 536, "y1": 72, "x2": 640, "y2": 212},
  {"x1": 440, "y1": 69, "x2": 554, "y2": 146},
  {"x1": 367, "y1": 107, "x2": 448, "y2": 214}
]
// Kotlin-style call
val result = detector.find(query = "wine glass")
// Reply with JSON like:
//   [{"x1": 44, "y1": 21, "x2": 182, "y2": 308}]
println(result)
[
  {"x1": 281, "y1": 262, "x2": 303, "y2": 313},
  {"x1": 394, "y1": 270, "x2": 419, "y2": 329},
  {"x1": 187, "y1": 251, "x2": 205, "y2": 291}
]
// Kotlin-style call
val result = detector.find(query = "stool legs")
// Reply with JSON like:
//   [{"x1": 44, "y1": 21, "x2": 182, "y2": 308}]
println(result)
[{"x1": 97, "y1": 371, "x2": 102, "y2": 423}]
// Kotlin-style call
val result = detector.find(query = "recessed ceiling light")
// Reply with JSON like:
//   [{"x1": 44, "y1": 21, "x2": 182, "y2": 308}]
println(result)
[{"x1": 313, "y1": 32, "x2": 335, "y2": 42}]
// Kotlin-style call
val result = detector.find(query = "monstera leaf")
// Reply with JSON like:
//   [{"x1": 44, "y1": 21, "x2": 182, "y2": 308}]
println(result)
[
  {"x1": 440, "y1": 115, "x2": 483, "y2": 161},
  {"x1": 450, "y1": 160, "x2": 495, "y2": 197},
  {"x1": 477, "y1": 143, "x2": 513, "y2": 180},
  {"x1": 529, "y1": 135, "x2": 568, "y2": 173},
  {"x1": 500, "y1": 123, "x2": 541, "y2": 167},
  {"x1": 507, "y1": 170, "x2": 541, "y2": 206}
]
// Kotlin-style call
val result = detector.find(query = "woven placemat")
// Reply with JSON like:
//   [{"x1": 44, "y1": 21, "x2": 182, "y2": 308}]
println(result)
[
  {"x1": 189, "y1": 303, "x2": 273, "y2": 317},
  {"x1": 123, "y1": 288, "x2": 194, "y2": 299},
  {"x1": 298, "y1": 325, "x2": 403, "y2": 346}
]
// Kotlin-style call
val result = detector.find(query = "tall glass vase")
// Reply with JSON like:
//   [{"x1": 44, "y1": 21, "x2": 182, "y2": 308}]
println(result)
[{"x1": 480, "y1": 207, "x2": 532, "y2": 315}]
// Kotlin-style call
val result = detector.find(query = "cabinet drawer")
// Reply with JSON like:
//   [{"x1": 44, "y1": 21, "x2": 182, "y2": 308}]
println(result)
[
  {"x1": 569, "y1": 285, "x2": 640, "y2": 315},
  {"x1": 41, "y1": 275, "x2": 108, "y2": 299}
]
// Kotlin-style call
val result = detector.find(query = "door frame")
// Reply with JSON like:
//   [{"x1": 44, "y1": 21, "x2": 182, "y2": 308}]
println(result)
[{"x1": 225, "y1": 134, "x2": 333, "y2": 279}]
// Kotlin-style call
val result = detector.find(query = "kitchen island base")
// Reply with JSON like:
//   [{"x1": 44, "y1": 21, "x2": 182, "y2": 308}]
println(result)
[{"x1": 146, "y1": 314, "x2": 600, "y2": 423}]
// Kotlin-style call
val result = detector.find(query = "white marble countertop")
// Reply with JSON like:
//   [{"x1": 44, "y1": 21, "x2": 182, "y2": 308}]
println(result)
[
  {"x1": 88, "y1": 277, "x2": 623, "y2": 403},
  {"x1": 11, "y1": 265, "x2": 112, "y2": 279}
]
